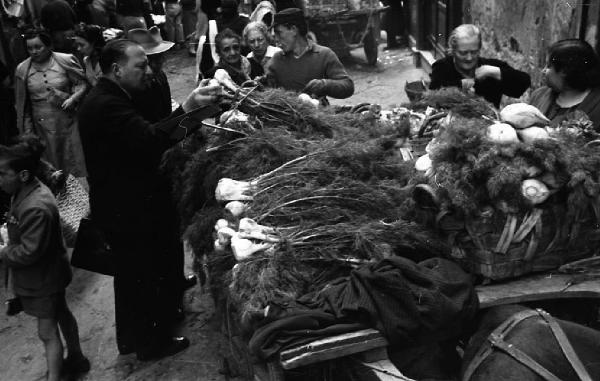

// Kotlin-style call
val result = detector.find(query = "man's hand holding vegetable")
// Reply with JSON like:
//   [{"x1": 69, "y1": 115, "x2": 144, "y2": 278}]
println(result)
[{"x1": 182, "y1": 79, "x2": 230, "y2": 112}]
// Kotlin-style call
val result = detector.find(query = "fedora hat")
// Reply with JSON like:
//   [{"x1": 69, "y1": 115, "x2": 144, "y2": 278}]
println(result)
[{"x1": 127, "y1": 26, "x2": 174, "y2": 55}]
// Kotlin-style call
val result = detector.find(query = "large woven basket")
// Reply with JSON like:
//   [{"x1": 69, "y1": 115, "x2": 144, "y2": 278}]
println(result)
[
  {"x1": 443, "y1": 203, "x2": 600, "y2": 280},
  {"x1": 56, "y1": 175, "x2": 90, "y2": 247}
]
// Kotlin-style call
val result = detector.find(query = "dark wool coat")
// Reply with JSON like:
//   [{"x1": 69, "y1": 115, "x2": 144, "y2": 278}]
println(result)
[
  {"x1": 1, "y1": 179, "x2": 71, "y2": 297},
  {"x1": 429, "y1": 56, "x2": 531, "y2": 108},
  {"x1": 77, "y1": 77, "x2": 184, "y2": 233}
]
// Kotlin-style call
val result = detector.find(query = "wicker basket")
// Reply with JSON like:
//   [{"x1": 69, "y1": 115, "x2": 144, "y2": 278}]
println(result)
[
  {"x1": 444, "y1": 204, "x2": 600, "y2": 280},
  {"x1": 405, "y1": 80, "x2": 427, "y2": 102}
]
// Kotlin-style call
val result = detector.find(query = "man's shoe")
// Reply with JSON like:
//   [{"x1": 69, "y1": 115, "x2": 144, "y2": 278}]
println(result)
[
  {"x1": 136, "y1": 336, "x2": 190, "y2": 361},
  {"x1": 183, "y1": 274, "x2": 197, "y2": 290},
  {"x1": 63, "y1": 354, "x2": 91, "y2": 374},
  {"x1": 383, "y1": 45, "x2": 401, "y2": 51}
]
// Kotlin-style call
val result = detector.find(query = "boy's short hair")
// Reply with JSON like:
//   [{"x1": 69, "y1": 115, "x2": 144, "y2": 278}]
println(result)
[{"x1": 0, "y1": 135, "x2": 45, "y2": 173}]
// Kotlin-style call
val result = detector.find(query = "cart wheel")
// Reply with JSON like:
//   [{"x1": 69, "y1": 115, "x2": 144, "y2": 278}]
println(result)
[{"x1": 363, "y1": 28, "x2": 378, "y2": 65}]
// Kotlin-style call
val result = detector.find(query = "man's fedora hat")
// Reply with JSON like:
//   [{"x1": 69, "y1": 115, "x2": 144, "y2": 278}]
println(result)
[{"x1": 127, "y1": 26, "x2": 174, "y2": 55}]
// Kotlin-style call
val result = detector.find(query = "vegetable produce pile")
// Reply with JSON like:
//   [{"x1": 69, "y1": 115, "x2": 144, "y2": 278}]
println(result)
[
  {"x1": 162, "y1": 81, "x2": 447, "y2": 326},
  {"x1": 410, "y1": 103, "x2": 600, "y2": 279}
]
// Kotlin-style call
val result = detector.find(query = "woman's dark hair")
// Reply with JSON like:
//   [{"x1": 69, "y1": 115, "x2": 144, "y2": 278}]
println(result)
[
  {"x1": 22, "y1": 28, "x2": 52, "y2": 47},
  {"x1": 74, "y1": 23, "x2": 106, "y2": 52},
  {"x1": 0, "y1": 134, "x2": 45, "y2": 173},
  {"x1": 548, "y1": 39, "x2": 600, "y2": 90},
  {"x1": 215, "y1": 28, "x2": 241, "y2": 54}
]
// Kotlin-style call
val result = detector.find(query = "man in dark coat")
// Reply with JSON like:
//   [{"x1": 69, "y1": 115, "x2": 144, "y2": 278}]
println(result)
[
  {"x1": 77, "y1": 38, "x2": 221, "y2": 360},
  {"x1": 128, "y1": 26, "x2": 197, "y2": 318},
  {"x1": 429, "y1": 24, "x2": 531, "y2": 108}
]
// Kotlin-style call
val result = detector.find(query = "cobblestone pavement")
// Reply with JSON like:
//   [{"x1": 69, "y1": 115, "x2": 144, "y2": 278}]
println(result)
[{"x1": 0, "y1": 42, "x2": 425, "y2": 381}]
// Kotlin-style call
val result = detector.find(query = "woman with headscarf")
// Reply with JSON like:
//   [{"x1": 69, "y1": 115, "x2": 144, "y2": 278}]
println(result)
[
  {"x1": 14, "y1": 29, "x2": 88, "y2": 178},
  {"x1": 529, "y1": 39, "x2": 600, "y2": 130}
]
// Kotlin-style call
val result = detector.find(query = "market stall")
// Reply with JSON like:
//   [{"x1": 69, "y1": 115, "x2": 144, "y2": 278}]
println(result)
[{"x1": 162, "y1": 74, "x2": 600, "y2": 380}]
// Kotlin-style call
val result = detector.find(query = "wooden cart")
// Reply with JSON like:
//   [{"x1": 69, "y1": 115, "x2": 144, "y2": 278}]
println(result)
[
  {"x1": 305, "y1": 0, "x2": 387, "y2": 65},
  {"x1": 222, "y1": 271, "x2": 600, "y2": 381}
]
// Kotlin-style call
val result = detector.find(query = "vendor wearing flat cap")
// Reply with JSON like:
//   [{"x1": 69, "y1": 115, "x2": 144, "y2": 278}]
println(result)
[{"x1": 265, "y1": 8, "x2": 354, "y2": 100}]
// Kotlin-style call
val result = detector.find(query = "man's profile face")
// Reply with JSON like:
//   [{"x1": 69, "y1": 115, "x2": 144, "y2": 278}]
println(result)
[
  {"x1": 274, "y1": 25, "x2": 297, "y2": 53},
  {"x1": 115, "y1": 45, "x2": 149, "y2": 93}
]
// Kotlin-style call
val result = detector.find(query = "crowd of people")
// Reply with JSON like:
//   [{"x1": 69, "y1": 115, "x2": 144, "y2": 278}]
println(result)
[
  {"x1": 1, "y1": 1, "x2": 600, "y2": 380},
  {"x1": 0, "y1": 1, "x2": 355, "y2": 379}
]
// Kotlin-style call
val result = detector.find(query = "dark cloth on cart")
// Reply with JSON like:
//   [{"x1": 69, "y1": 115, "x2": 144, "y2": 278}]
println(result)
[
  {"x1": 529, "y1": 86, "x2": 600, "y2": 130},
  {"x1": 78, "y1": 77, "x2": 186, "y2": 354},
  {"x1": 249, "y1": 256, "x2": 478, "y2": 360},
  {"x1": 429, "y1": 56, "x2": 531, "y2": 108},
  {"x1": 265, "y1": 41, "x2": 354, "y2": 99}
]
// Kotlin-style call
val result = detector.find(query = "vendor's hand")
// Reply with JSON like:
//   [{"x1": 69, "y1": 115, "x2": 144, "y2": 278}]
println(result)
[
  {"x1": 475, "y1": 65, "x2": 501, "y2": 81},
  {"x1": 61, "y1": 97, "x2": 77, "y2": 111},
  {"x1": 461, "y1": 78, "x2": 475, "y2": 92},
  {"x1": 303, "y1": 79, "x2": 327, "y2": 97},
  {"x1": 182, "y1": 79, "x2": 225, "y2": 112}
]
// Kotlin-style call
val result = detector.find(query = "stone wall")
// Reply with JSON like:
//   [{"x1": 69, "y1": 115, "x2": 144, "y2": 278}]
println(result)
[{"x1": 463, "y1": 0, "x2": 581, "y2": 91}]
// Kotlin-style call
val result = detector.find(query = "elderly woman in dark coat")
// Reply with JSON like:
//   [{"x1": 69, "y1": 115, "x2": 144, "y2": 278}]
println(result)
[
  {"x1": 429, "y1": 24, "x2": 531, "y2": 108},
  {"x1": 529, "y1": 39, "x2": 600, "y2": 130}
]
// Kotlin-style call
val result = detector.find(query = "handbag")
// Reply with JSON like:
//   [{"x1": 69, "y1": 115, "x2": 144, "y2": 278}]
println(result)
[{"x1": 71, "y1": 217, "x2": 115, "y2": 276}]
